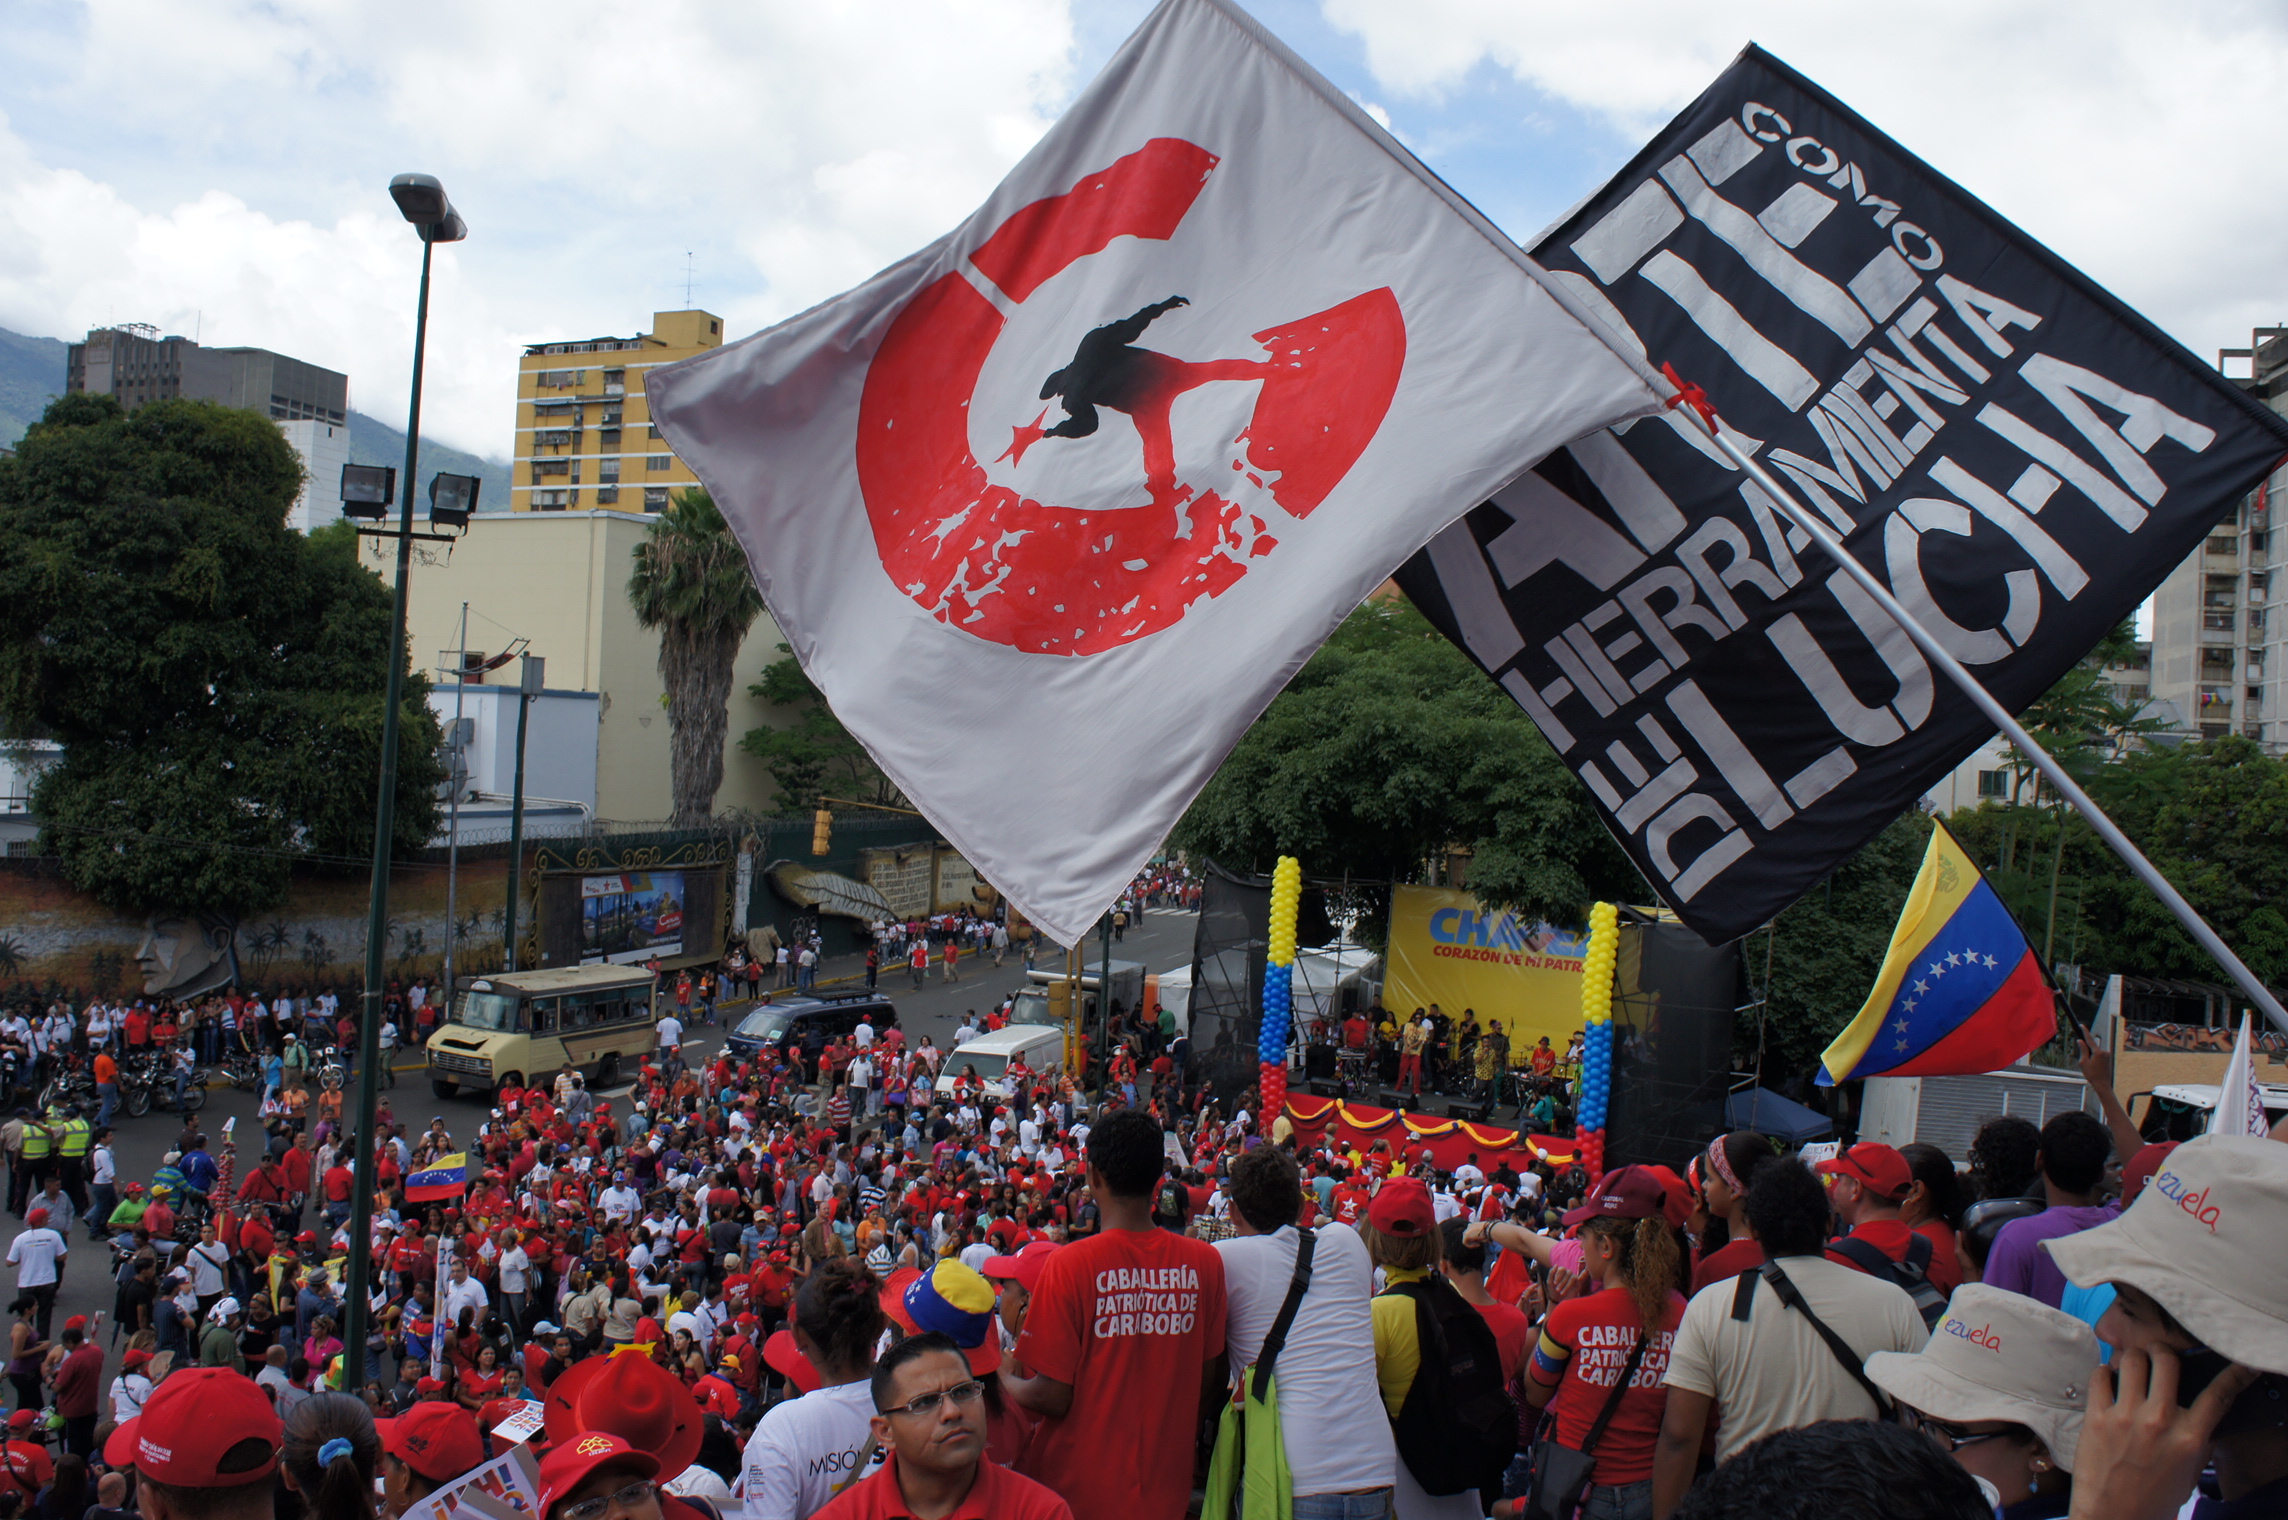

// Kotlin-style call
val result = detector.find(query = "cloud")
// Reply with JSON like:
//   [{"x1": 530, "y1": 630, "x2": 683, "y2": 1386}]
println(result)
[
  {"x1": 1319, "y1": 0, "x2": 2288, "y2": 371},
  {"x1": 0, "y1": 0, "x2": 1077, "y2": 456}
]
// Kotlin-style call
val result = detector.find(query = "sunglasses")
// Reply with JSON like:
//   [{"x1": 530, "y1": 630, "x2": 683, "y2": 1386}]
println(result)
[
  {"x1": 881, "y1": 1379, "x2": 986, "y2": 1419},
  {"x1": 1898, "y1": 1405, "x2": 2015, "y2": 1453}
]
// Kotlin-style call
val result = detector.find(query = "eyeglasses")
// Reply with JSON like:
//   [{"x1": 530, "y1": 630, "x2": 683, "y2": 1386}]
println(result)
[
  {"x1": 882, "y1": 1379, "x2": 986, "y2": 1419},
  {"x1": 1898, "y1": 1406, "x2": 2016, "y2": 1453},
  {"x1": 558, "y1": 1481, "x2": 655, "y2": 1520}
]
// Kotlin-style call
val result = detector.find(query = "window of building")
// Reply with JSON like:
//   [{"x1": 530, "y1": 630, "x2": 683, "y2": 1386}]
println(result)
[
  {"x1": 604, "y1": 368, "x2": 626, "y2": 396},
  {"x1": 649, "y1": 425, "x2": 662, "y2": 439},
  {"x1": 533, "y1": 460, "x2": 569, "y2": 480},
  {"x1": 596, "y1": 486, "x2": 619, "y2": 504},
  {"x1": 2254, "y1": 573, "x2": 2272, "y2": 601},
  {"x1": 601, "y1": 408, "x2": 623, "y2": 427},
  {"x1": 536, "y1": 369, "x2": 583, "y2": 389},
  {"x1": 2209, "y1": 535, "x2": 2239, "y2": 556},
  {"x1": 599, "y1": 459, "x2": 621, "y2": 479},
  {"x1": 2254, "y1": 531, "x2": 2272, "y2": 554},
  {"x1": 1976, "y1": 769, "x2": 2009, "y2": 799},
  {"x1": 648, "y1": 455, "x2": 672, "y2": 471},
  {"x1": 644, "y1": 487, "x2": 669, "y2": 511},
  {"x1": 533, "y1": 489, "x2": 569, "y2": 509}
]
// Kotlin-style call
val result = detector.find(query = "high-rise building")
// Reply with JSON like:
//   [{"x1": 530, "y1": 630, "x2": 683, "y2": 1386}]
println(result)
[
  {"x1": 510, "y1": 309, "x2": 722, "y2": 512},
  {"x1": 64, "y1": 324, "x2": 352, "y2": 531},
  {"x1": 2148, "y1": 325, "x2": 2288, "y2": 747}
]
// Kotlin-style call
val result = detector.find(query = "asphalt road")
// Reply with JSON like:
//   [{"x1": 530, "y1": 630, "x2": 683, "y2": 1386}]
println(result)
[{"x1": 5, "y1": 907, "x2": 1202, "y2": 1382}]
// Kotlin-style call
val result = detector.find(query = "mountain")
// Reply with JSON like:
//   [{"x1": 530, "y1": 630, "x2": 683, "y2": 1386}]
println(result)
[
  {"x1": 0, "y1": 328, "x2": 68, "y2": 448},
  {"x1": 348, "y1": 410, "x2": 513, "y2": 510},
  {"x1": 0, "y1": 325, "x2": 510, "y2": 504}
]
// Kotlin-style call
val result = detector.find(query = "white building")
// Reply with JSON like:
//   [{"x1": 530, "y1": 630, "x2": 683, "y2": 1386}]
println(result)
[
  {"x1": 277, "y1": 418, "x2": 350, "y2": 532},
  {"x1": 427, "y1": 681, "x2": 600, "y2": 846}
]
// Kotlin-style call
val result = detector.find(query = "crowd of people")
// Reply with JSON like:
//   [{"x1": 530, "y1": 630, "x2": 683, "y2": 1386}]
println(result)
[{"x1": 0, "y1": 933, "x2": 2276, "y2": 1520}]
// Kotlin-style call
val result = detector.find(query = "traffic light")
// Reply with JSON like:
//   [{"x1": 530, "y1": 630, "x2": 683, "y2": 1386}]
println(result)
[{"x1": 811, "y1": 808, "x2": 832, "y2": 855}]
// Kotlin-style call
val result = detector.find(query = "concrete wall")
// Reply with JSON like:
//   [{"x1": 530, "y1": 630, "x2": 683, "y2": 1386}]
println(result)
[
  {"x1": 277, "y1": 418, "x2": 350, "y2": 532},
  {"x1": 366, "y1": 508, "x2": 789, "y2": 822}
]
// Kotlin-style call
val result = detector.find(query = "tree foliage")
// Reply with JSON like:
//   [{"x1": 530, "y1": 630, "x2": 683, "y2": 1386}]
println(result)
[
  {"x1": 1171, "y1": 598, "x2": 1648, "y2": 942},
  {"x1": 628, "y1": 488, "x2": 764, "y2": 826},
  {"x1": 740, "y1": 645, "x2": 902, "y2": 813},
  {"x1": 0, "y1": 393, "x2": 444, "y2": 917}
]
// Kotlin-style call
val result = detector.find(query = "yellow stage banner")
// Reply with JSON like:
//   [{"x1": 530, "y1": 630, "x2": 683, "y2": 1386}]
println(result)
[{"x1": 1381, "y1": 885, "x2": 1587, "y2": 1054}]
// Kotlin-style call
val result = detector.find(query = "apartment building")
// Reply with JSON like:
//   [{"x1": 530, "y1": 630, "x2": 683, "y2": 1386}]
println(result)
[
  {"x1": 510, "y1": 309, "x2": 721, "y2": 512},
  {"x1": 2148, "y1": 324, "x2": 2288, "y2": 747}
]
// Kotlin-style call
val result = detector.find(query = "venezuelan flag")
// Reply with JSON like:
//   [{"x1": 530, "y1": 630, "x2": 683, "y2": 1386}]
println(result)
[
  {"x1": 1818, "y1": 820, "x2": 2058, "y2": 1086},
  {"x1": 404, "y1": 1152, "x2": 470, "y2": 1203}
]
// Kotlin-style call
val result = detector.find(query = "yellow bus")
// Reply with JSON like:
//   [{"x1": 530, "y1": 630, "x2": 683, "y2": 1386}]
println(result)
[{"x1": 426, "y1": 964, "x2": 658, "y2": 1098}]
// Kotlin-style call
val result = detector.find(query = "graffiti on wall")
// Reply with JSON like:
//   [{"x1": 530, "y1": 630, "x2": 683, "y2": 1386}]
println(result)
[{"x1": 0, "y1": 855, "x2": 519, "y2": 1001}]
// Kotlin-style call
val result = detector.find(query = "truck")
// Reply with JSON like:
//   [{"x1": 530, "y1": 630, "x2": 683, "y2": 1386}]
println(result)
[
  {"x1": 1855, "y1": 1063, "x2": 2105, "y2": 1156},
  {"x1": 1010, "y1": 959, "x2": 1147, "y2": 1031}
]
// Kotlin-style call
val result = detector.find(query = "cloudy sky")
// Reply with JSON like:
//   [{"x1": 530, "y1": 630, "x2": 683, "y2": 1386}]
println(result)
[{"x1": 4, "y1": 0, "x2": 2285, "y2": 462}]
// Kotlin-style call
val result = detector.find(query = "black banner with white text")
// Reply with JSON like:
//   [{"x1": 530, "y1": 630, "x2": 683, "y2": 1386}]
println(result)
[{"x1": 1396, "y1": 44, "x2": 2288, "y2": 943}]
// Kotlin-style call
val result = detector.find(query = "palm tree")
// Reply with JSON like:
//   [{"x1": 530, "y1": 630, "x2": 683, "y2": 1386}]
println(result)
[{"x1": 628, "y1": 488, "x2": 765, "y2": 826}]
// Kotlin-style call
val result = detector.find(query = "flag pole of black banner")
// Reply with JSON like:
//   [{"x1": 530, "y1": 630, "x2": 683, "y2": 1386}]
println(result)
[{"x1": 1395, "y1": 44, "x2": 2288, "y2": 946}]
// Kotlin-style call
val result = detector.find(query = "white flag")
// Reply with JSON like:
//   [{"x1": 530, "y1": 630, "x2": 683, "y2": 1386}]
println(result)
[
  {"x1": 2209, "y1": 1012, "x2": 2266, "y2": 1138},
  {"x1": 649, "y1": 0, "x2": 1664, "y2": 943}
]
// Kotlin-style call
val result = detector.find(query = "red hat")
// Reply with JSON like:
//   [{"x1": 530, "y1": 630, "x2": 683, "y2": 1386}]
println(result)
[
  {"x1": 1563, "y1": 1166, "x2": 1676, "y2": 1228},
  {"x1": 7, "y1": 1410, "x2": 37, "y2": 1431},
  {"x1": 62, "y1": 1315, "x2": 86, "y2": 1333},
  {"x1": 415, "y1": 1377, "x2": 447, "y2": 1394},
  {"x1": 376, "y1": 1401, "x2": 485, "y2": 1482},
  {"x1": 542, "y1": 1348, "x2": 702, "y2": 1478},
  {"x1": 762, "y1": 1330, "x2": 822, "y2": 1395},
  {"x1": 980, "y1": 1239, "x2": 1060, "y2": 1294},
  {"x1": 1815, "y1": 1143, "x2": 1913, "y2": 1201},
  {"x1": 105, "y1": 1367, "x2": 282, "y2": 1486},
  {"x1": 121, "y1": 1349, "x2": 153, "y2": 1372},
  {"x1": 1367, "y1": 1178, "x2": 1436, "y2": 1238},
  {"x1": 24, "y1": 1210, "x2": 45, "y2": 1227},
  {"x1": 876, "y1": 1266, "x2": 923, "y2": 1331},
  {"x1": 2122, "y1": 1141, "x2": 2180, "y2": 1207},
  {"x1": 537, "y1": 1433, "x2": 659, "y2": 1520}
]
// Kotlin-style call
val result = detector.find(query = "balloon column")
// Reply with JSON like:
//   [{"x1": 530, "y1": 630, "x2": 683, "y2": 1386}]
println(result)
[
  {"x1": 1574, "y1": 901, "x2": 1620, "y2": 1180},
  {"x1": 1259, "y1": 856, "x2": 1302, "y2": 1121}
]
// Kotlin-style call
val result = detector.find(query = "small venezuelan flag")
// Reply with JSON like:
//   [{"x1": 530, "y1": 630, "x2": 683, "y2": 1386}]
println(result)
[
  {"x1": 1818, "y1": 820, "x2": 2058, "y2": 1086},
  {"x1": 404, "y1": 1152, "x2": 470, "y2": 1203}
]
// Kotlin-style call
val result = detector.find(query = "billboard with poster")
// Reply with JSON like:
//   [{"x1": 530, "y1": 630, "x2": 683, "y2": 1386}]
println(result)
[
  {"x1": 1380, "y1": 885, "x2": 1586, "y2": 1052},
  {"x1": 580, "y1": 871, "x2": 686, "y2": 964}
]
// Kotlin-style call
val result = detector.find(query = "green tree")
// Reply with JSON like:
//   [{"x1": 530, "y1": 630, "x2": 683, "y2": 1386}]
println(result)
[
  {"x1": 1172, "y1": 598, "x2": 1646, "y2": 942},
  {"x1": 0, "y1": 394, "x2": 443, "y2": 917},
  {"x1": 740, "y1": 643, "x2": 902, "y2": 812},
  {"x1": 628, "y1": 488, "x2": 766, "y2": 826}
]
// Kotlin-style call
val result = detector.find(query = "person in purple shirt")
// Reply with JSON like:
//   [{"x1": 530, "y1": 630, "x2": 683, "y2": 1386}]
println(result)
[{"x1": 1982, "y1": 1110, "x2": 2117, "y2": 1308}]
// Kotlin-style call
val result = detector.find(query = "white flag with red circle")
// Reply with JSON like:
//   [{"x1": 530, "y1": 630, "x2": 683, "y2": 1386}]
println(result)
[{"x1": 648, "y1": 0, "x2": 1665, "y2": 944}]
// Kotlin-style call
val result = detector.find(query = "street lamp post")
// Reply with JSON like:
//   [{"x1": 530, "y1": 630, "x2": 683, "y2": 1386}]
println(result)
[
  {"x1": 501, "y1": 654, "x2": 544, "y2": 972},
  {"x1": 341, "y1": 173, "x2": 467, "y2": 1388}
]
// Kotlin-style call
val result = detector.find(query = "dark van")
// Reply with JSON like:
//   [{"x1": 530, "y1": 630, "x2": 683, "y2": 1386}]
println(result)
[{"x1": 725, "y1": 990, "x2": 899, "y2": 1063}]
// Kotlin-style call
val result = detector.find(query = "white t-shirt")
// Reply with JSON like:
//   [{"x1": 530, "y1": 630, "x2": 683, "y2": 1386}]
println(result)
[
  {"x1": 499, "y1": 1246, "x2": 530, "y2": 1294},
  {"x1": 1216, "y1": 1223, "x2": 1397, "y2": 1497},
  {"x1": 1664, "y1": 1253, "x2": 1930, "y2": 1461},
  {"x1": 852, "y1": 1022, "x2": 874, "y2": 1049},
  {"x1": 739, "y1": 1379, "x2": 883, "y2": 1520},
  {"x1": 657, "y1": 1016, "x2": 685, "y2": 1050},
  {"x1": 443, "y1": 1274, "x2": 490, "y2": 1327},
  {"x1": 7, "y1": 1227, "x2": 64, "y2": 1287}
]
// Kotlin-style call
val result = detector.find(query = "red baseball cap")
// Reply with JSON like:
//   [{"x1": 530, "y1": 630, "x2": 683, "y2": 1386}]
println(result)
[
  {"x1": 981, "y1": 1239, "x2": 1060, "y2": 1293},
  {"x1": 1815, "y1": 1143, "x2": 1913, "y2": 1201},
  {"x1": 2121, "y1": 1141, "x2": 2179, "y2": 1207},
  {"x1": 1563, "y1": 1166, "x2": 1675, "y2": 1228},
  {"x1": 377, "y1": 1400, "x2": 485, "y2": 1483},
  {"x1": 1367, "y1": 1178, "x2": 1436, "y2": 1238},
  {"x1": 762, "y1": 1330, "x2": 822, "y2": 1394},
  {"x1": 104, "y1": 1367, "x2": 282, "y2": 1486},
  {"x1": 537, "y1": 1433, "x2": 659, "y2": 1520}
]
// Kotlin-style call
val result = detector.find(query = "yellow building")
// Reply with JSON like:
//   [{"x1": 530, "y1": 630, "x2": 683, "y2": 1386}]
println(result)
[{"x1": 512, "y1": 309, "x2": 723, "y2": 512}]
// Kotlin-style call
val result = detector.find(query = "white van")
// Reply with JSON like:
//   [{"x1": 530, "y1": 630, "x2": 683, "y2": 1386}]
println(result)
[{"x1": 936, "y1": 1025, "x2": 1065, "y2": 1102}]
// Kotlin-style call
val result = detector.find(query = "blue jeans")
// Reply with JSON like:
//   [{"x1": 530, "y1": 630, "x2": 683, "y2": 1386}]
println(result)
[
  {"x1": 1582, "y1": 1481, "x2": 1654, "y2": 1520},
  {"x1": 1292, "y1": 1491, "x2": 1394, "y2": 1520},
  {"x1": 95, "y1": 1083, "x2": 116, "y2": 1128}
]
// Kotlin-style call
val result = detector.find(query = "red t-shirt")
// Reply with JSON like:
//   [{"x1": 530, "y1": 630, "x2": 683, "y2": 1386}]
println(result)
[
  {"x1": 1690, "y1": 1236, "x2": 1765, "y2": 1295},
  {"x1": 1013, "y1": 1226, "x2": 1226, "y2": 1520},
  {"x1": 812, "y1": 1453, "x2": 1072, "y2": 1520},
  {"x1": 1472, "y1": 1298, "x2": 1532, "y2": 1386},
  {"x1": 1529, "y1": 1285, "x2": 1685, "y2": 1488},
  {"x1": 1826, "y1": 1218, "x2": 1962, "y2": 1295},
  {"x1": 1330, "y1": 1185, "x2": 1370, "y2": 1226}
]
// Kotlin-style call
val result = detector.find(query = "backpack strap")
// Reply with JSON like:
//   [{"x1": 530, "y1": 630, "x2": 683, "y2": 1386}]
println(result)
[
  {"x1": 1901, "y1": 1231, "x2": 1933, "y2": 1276},
  {"x1": 1577, "y1": 1331, "x2": 1653, "y2": 1458},
  {"x1": 1757, "y1": 1262, "x2": 1894, "y2": 1420},
  {"x1": 1825, "y1": 1236, "x2": 1895, "y2": 1280},
  {"x1": 1248, "y1": 1228, "x2": 1318, "y2": 1402},
  {"x1": 1730, "y1": 1267, "x2": 1758, "y2": 1321}
]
